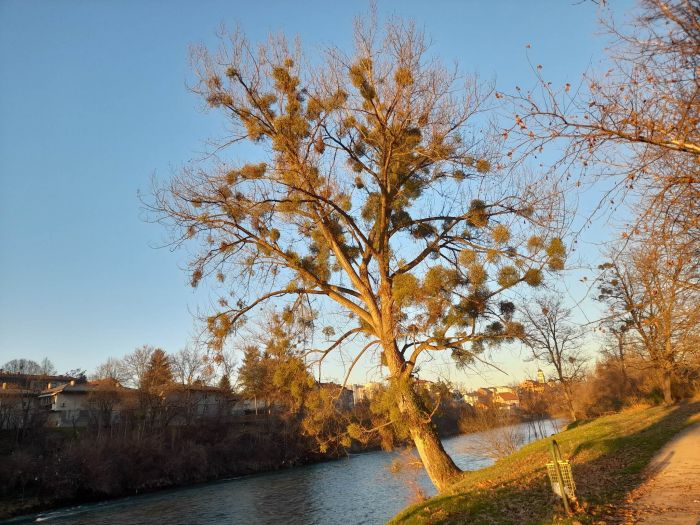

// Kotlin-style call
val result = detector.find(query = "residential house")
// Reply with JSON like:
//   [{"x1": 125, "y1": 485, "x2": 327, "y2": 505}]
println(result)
[
  {"x1": 0, "y1": 372, "x2": 75, "y2": 393},
  {"x1": 352, "y1": 382, "x2": 383, "y2": 404},
  {"x1": 232, "y1": 397, "x2": 269, "y2": 415},
  {"x1": 38, "y1": 380, "x2": 134, "y2": 428},
  {"x1": 493, "y1": 391, "x2": 520, "y2": 410},
  {"x1": 167, "y1": 384, "x2": 235, "y2": 424},
  {"x1": 462, "y1": 391, "x2": 480, "y2": 406},
  {"x1": 318, "y1": 382, "x2": 354, "y2": 411},
  {"x1": 491, "y1": 385, "x2": 516, "y2": 395},
  {"x1": 0, "y1": 382, "x2": 43, "y2": 430}
]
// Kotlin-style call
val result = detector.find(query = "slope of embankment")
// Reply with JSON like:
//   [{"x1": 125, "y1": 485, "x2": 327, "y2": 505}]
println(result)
[{"x1": 391, "y1": 401, "x2": 700, "y2": 524}]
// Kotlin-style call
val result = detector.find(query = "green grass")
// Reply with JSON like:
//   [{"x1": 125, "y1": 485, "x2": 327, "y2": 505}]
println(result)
[{"x1": 390, "y1": 401, "x2": 700, "y2": 524}]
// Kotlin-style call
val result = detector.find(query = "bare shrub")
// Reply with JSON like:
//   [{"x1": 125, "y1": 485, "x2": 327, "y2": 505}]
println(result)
[{"x1": 458, "y1": 412, "x2": 525, "y2": 460}]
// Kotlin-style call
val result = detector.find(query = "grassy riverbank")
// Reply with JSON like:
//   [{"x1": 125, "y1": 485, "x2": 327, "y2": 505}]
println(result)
[{"x1": 391, "y1": 401, "x2": 700, "y2": 524}]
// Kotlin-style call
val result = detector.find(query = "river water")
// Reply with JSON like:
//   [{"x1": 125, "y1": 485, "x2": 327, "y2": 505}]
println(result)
[{"x1": 4, "y1": 420, "x2": 561, "y2": 525}]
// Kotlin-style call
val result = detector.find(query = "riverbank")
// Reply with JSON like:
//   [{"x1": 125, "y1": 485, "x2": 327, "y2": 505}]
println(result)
[
  {"x1": 0, "y1": 410, "x2": 483, "y2": 521},
  {"x1": 0, "y1": 418, "x2": 329, "y2": 520},
  {"x1": 390, "y1": 401, "x2": 700, "y2": 524},
  {"x1": 0, "y1": 456, "x2": 318, "y2": 521},
  {"x1": 1, "y1": 420, "x2": 562, "y2": 525}
]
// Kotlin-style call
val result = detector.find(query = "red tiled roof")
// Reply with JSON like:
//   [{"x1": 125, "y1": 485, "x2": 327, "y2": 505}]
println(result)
[{"x1": 497, "y1": 392, "x2": 519, "y2": 401}]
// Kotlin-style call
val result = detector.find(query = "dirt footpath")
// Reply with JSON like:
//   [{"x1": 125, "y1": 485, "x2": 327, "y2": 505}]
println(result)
[{"x1": 625, "y1": 422, "x2": 700, "y2": 524}]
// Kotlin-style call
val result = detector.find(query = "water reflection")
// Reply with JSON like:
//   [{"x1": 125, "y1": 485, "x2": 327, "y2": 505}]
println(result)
[{"x1": 4, "y1": 420, "x2": 560, "y2": 525}]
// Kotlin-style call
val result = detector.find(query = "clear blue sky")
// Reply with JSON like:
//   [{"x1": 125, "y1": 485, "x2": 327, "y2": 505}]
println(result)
[{"x1": 0, "y1": 0, "x2": 633, "y2": 386}]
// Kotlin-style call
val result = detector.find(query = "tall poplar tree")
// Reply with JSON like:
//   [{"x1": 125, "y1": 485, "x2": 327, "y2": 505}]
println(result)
[{"x1": 154, "y1": 17, "x2": 563, "y2": 489}]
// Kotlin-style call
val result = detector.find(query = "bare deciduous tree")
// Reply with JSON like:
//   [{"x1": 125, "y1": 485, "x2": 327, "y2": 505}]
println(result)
[
  {"x1": 39, "y1": 358, "x2": 57, "y2": 376},
  {"x1": 509, "y1": 0, "x2": 699, "y2": 236},
  {"x1": 152, "y1": 17, "x2": 563, "y2": 489},
  {"x1": 171, "y1": 346, "x2": 212, "y2": 386},
  {"x1": 92, "y1": 357, "x2": 128, "y2": 384},
  {"x1": 521, "y1": 294, "x2": 587, "y2": 420},
  {"x1": 2, "y1": 359, "x2": 42, "y2": 375},
  {"x1": 598, "y1": 319, "x2": 636, "y2": 395},
  {"x1": 121, "y1": 345, "x2": 156, "y2": 389},
  {"x1": 214, "y1": 347, "x2": 237, "y2": 389},
  {"x1": 598, "y1": 223, "x2": 699, "y2": 404}
]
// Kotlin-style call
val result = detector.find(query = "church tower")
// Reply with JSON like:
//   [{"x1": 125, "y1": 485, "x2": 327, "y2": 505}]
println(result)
[{"x1": 537, "y1": 369, "x2": 545, "y2": 384}]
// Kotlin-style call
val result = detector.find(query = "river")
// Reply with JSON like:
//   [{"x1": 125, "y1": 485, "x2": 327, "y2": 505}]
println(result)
[{"x1": 4, "y1": 420, "x2": 562, "y2": 525}]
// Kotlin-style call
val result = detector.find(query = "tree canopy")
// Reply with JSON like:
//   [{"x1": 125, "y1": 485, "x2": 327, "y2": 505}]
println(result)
[
  {"x1": 510, "y1": 0, "x2": 699, "y2": 237},
  {"x1": 2, "y1": 358, "x2": 56, "y2": 376},
  {"x1": 598, "y1": 225, "x2": 700, "y2": 404},
  {"x1": 153, "y1": 16, "x2": 564, "y2": 490}
]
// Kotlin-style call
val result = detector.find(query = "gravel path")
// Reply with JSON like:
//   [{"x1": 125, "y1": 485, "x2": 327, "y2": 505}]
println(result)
[{"x1": 627, "y1": 422, "x2": 700, "y2": 524}]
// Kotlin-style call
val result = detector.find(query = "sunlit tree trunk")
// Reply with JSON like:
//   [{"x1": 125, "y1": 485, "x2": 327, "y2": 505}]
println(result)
[
  {"x1": 379, "y1": 288, "x2": 461, "y2": 491},
  {"x1": 662, "y1": 372, "x2": 673, "y2": 405},
  {"x1": 398, "y1": 379, "x2": 461, "y2": 490},
  {"x1": 662, "y1": 346, "x2": 674, "y2": 405},
  {"x1": 561, "y1": 384, "x2": 577, "y2": 422}
]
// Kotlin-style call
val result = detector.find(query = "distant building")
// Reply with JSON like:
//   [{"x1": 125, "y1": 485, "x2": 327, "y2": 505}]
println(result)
[
  {"x1": 167, "y1": 384, "x2": 235, "y2": 424},
  {"x1": 37, "y1": 380, "x2": 237, "y2": 427},
  {"x1": 519, "y1": 379, "x2": 546, "y2": 393},
  {"x1": 493, "y1": 391, "x2": 520, "y2": 409},
  {"x1": 38, "y1": 380, "x2": 134, "y2": 427},
  {"x1": 457, "y1": 388, "x2": 494, "y2": 410},
  {"x1": 476, "y1": 387, "x2": 494, "y2": 399},
  {"x1": 318, "y1": 382, "x2": 354, "y2": 411},
  {"x1": 0, "y1": 372, "x2": 75, "y2": 393},
  {"x1": 519, "y1": 370, "x2": 548, "y2": 394},
  {"x1": 491, "y1": 385, "x2": 516, "y2": 395},
  {"x1": 229, "y1": 397, "x2": 260, "y2": 415},
  {"x1": 462, "y1": 391, "x2": 480, "y2": 406},
  {"x1": 352, "y1": 382, "x2": 382, "y2": 404},
  {"x1": 0, "y1": 382, "x2": 41, "y2": 429}
]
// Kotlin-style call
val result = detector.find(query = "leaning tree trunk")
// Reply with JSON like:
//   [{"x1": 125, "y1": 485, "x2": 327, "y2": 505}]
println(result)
[
  {"x1": 382, "y1": 339, "x2": 461, "y2": 489},
  {"x1": 378, "y1": 280, "x2": 461, "y2": 491},
  {"x1": 396, "y1": 378, "x2": 462, "y2": 491}
]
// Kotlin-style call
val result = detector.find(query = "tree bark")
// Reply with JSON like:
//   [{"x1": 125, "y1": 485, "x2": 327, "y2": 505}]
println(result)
[
  {"x1": 662, "y1": 368, "x2": 674, "y2": 405},
  {"x1": 392, "y1": 373, "x2": 462, "y2": 491},
  {"x1": 562, "y1": 384, "x2": 577, "y2": 422},
  {"x1": 378, "y1": 281, "x2": 461, "y2": 490},
  {"x1": 617, "y1": 333, "x2": 634, "y2": 394}
]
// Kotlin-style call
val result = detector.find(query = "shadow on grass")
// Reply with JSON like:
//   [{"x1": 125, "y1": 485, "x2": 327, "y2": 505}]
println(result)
[
  {"x1": 393, "y1": 401, "x2": 700, "y2": 525},
  {"x1": 565, "y1": 419, "x2": 593, "y2": 431}
]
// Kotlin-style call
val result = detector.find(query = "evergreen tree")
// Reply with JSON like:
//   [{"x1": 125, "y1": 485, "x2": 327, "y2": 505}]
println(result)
[
  {"x1": 218, "y1": 373, "x2": 232, "y2": 392},
  {"x1": 141, "y1": 348, "x2": 173, "y2": 393},
  {"x1": 237, "y1": 316, "x2": 315, "y2": 414}
]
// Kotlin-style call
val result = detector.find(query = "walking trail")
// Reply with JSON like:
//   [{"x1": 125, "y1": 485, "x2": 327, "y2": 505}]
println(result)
[{"x1": 624, "y1": 422, "x2": 700, "y2": 524}]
